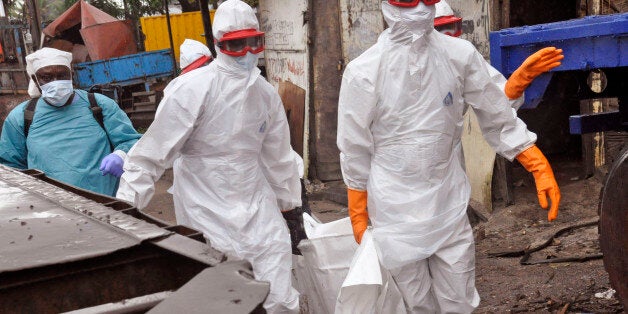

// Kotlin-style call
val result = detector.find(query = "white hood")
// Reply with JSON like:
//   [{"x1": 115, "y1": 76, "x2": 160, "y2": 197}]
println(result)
[
  {"x1": 382, "y1": 2, "x2": 435, "y2": 42},
  {"x1": 212, "y1": 0, "x2": 259, "y2": 40}
]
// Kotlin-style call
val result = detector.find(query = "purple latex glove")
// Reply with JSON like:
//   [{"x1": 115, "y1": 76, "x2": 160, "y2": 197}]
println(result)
[{"x1": 99, "y1": 153, "x2": 124, "y2": 178}]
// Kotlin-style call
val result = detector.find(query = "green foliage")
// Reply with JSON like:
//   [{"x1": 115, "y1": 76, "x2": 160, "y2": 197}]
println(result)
[{"x1": 242, "y1": 0, "x2": 258, "y2": 7}]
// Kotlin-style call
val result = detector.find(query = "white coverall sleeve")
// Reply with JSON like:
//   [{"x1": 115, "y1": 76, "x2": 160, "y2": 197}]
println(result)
[
  {"x1": 259, "y1": 95, "x2": 302, "y2": 211},
  {"x1": 464, "y1": 49, "x2": 537, "y2": 161},
  {"x1": 486, "y1": 62, "x2": 524, "y2": 110},
  {"x1": 337, "y1": 69, "x2": 376, "y2": 191},
  {"x1": 116, "y1": 84, "x2": 198, "y2": 209}
]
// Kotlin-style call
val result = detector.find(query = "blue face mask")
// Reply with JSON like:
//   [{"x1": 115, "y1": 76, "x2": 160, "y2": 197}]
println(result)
[
  {"x1": 40, "y1": 80, "x2": 74, "y2": 107},
  {"x1": 234, "y1": 52, "x2": 259, "y2": 70}
]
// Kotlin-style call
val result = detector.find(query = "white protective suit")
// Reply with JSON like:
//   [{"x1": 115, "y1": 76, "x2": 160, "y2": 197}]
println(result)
[
  {"x1": 435, "y1": 0, "x2": 524, "y2": 110},
  {"x1": 337, "y1": 2, "x2": 537, "y2": 313},
  {"x1": 116, "y1": 0, "x2": 301, "y2": 312}
]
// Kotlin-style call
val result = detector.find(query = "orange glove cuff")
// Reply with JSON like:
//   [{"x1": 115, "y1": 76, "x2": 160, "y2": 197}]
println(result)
[
  {"x1": 516, "y1": 145, "x2": 561, "y2": 221},
  {"x1": 347, "y1": 188, "x2": 368, "y2": 244}
]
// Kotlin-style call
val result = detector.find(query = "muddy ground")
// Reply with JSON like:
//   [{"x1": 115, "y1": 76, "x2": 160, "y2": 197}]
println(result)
[
  {"x1": 141, "y1": 155, "x2": 624, "y2": 314},
  {"x1": 1, "y1": 94, "x2": 623, "y2": 313}
]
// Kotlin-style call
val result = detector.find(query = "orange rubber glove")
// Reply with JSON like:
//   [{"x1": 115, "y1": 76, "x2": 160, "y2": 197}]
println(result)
[
  {"x1": 347, "y1": 188, "x2": 368, "y2": 244},
  {"x1": 516, "y1": 145, "x2": 561, "y2": 221},
  {"x1": 504, "y1": 47, "x2": 564, "y2": 99}
]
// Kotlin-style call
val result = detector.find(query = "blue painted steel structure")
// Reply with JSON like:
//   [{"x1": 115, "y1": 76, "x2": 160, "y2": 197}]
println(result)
[
  {"x1": 72, "y1": 49, "x2": 175, "y2": 91},
  {"x1": 489, "y1": 13, "x2": 628, "y2": 111}
]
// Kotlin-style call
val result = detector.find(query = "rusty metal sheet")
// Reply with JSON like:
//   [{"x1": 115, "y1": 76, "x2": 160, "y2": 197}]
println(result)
[
  {"x1": 79, "y1": 20, "x2": 137, "y2": 60},
  {"x1": 0, "y1": 165, "x2": 170, "y2": 273},
  {"x1": 42, "y1": 0, "x2": 136, "y2": 61},
  {"x1": 148, "y1": 260, "x2": 269, "y2": 314},
  {"x1": 43, "y1": 0, "x2": 117, "y2": 37},
  {"x1": 599, "y1": 146, "x2": 627, "y2": 308}
]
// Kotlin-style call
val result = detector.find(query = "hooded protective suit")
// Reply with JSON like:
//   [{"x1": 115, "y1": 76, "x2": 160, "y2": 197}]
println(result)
[
  {"x1": 116, "y1": 0, "x2": 300, "y2": 312},
  {"x1": 337, "y1": 2, "x2": 536, "y2": 312},
  {"x1": 434, "y1": 0, "x2": 524, "y2": 110}
]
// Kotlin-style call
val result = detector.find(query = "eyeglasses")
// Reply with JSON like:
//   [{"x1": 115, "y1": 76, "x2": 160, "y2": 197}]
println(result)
[
  {"x1": 388, "y1": 0, "x2": 440, "y2": 7},
  {"x1": 217, "y1": 29, "x2": 265, "y2": 57},
  {"x1": 434, "y1": 16, "x2": 462, "y2": 37}
]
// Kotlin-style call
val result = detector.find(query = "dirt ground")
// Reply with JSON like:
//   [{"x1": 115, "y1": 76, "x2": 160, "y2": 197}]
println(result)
[{"x1": 142, "y1": 155, "x2": 624, "y2": 314}]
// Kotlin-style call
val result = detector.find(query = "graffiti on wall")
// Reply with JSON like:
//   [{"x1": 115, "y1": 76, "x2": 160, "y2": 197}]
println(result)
[
  {"x1": 259, "y1": 0, "x2": 307, "y2": 51},
  {"x1": 265, "y1": 51, "x2": 307, "y2": 90}
]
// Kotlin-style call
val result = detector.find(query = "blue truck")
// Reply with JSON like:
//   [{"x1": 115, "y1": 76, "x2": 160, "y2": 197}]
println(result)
[
  {"x1": 490, "y1": 12, "x2": 627, "y2": 307},
  {"x1": 72, "y1": 49, "x2": 176, "y2": 127}
]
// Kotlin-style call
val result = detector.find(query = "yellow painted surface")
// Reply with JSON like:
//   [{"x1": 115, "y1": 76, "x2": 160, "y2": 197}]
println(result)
[
  {"x1": 140, "y1": 10, "x2": 215, "y2": 61},
  {"x1": 461, "y1": 109, "x2": 496, "y2": 212}
]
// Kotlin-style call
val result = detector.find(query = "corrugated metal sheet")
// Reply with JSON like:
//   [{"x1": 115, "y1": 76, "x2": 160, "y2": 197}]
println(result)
[
  {"x1": 140, "y1": 11, "x2": 215, "y2": 61},
  {"x1": 0, "y1": 165, "x2": 171, "y2": 273}
]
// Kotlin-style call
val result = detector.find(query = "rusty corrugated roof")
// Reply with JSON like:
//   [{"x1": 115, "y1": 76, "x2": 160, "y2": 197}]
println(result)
[{"x1": 0, "y1": 165, "x2": 170, "y2": 273}]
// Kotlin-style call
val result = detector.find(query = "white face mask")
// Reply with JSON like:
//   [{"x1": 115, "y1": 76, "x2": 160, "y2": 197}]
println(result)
[
  {"x1": 40, "y1": 80, "x2": 74, "y2": 107},
  {"x1": 234, "y1": 52, "x2": 259, "y2": 71}
]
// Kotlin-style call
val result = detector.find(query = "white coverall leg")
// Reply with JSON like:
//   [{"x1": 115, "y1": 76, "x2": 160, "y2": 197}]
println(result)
[
  {"x1": 337, "y1": 2, "x2": 537, "y2": 313},
  {"x1": 116, "y1": 1, "x2": 300, "y2": 312}
]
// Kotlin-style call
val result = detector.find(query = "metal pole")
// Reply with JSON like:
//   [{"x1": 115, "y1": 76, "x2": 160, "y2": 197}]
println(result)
[
  {"x1": 198, "y1": 0, "x2": 216, "y2": 58},
  {"x1": 26, "y1": 0, "x2": 41, "y2": 50},
  {"x1": 163, "y1": 0, "x2": 178, "y2": 75}
]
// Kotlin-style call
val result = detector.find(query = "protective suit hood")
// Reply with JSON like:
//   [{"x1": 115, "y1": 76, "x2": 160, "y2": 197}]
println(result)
[
  {"x1": 212, "y1": 0, "x2": 261, "y2": 78},
  {"x1": 382, "y1": 2, "x2": 435, "y2": 42},
  {"x1": 179, "y1": 39, "x2": 211, "y2": 69},
  {"x1": 212, "y1": 0, "x2": 259, "y2": 41},
  {"x1": 435, "y1": 0, "x2": 454, "y2": 18}
]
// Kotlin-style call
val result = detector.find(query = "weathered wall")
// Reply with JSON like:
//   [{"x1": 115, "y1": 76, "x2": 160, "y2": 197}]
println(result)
[
  {"x1": 259, "y1": 0, "x2": 309, "y2": 90},
  {"x1": 338, "y1": 0, "x2": 383, "y2": 64},
  {"x1": 446, "y1": 0, "x2": 491, "y2": 58},
  {"x1": 259, "y1": 0, "x2": 310, "y2": 168}
]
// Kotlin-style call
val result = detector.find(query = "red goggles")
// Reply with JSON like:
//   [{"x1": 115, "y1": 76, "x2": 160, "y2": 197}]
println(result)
[
  {"x1": 217, "y1": 29, "x2": 265, "y2": 57},
  {"x1": 388, "y1": 0, "x2": 440, "y2": 7},
  {"x1": 434, "y1": 16, "x2": 463, "y2": 37}
]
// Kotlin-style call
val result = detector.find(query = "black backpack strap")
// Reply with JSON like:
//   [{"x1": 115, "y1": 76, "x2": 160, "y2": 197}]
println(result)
[
  {"x1": 23, "y1": 98, "x2": 39, "y2": 138},
  {"x1": 87, "y1": 92, "x2": 114, "y2": 152}
]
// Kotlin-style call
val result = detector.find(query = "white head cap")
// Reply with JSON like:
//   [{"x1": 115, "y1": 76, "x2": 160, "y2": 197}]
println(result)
[
  {"x1": 212, "y1": 0, "x2": 259, "y2": 41},
  {"x1": 179, "y1": 39, "x2": 211, "y2": 69},
  {"x1": 435, "y1": 0, "x2": 454, "y2": 19},
  {"x1": 25, "y1": 47, "x2": 72, "y2": 98}
]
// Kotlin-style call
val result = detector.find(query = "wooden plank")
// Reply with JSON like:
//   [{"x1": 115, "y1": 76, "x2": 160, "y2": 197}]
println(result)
[
  {"x1": 493, "y1": 156, "x2": 515, "y2": 206},
  {"x1": 309, "y1": 0, "x2": 343, "y2": 181},
  {"x1": 278, "y1": 81, "x2": 306, "y2": 157}
]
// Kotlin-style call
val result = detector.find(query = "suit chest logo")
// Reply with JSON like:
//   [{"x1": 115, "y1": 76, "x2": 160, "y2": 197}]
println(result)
[{"x1": 443, "y1": 92, "x2": 453, "y2": 106}]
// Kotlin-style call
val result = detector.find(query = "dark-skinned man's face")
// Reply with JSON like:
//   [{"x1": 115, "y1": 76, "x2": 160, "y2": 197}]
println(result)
[{"x1": 34, "y1": 65, "x2": 72, "y2": 86}]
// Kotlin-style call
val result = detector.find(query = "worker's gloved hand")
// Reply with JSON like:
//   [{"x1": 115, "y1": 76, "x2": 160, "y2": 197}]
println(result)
[
  {"x1": 505, "y1": 47, "x2": 564, "y2": 99},
  {"x1": 516, "y1": 145, "x2": 561, "y2": 221},
  {"x1": 348, "y1": 188, "x2": 368, "y2": 244},
  {"x1": 99, "y1": 153, "x2": 124, "y2": 178},
  {"x1": 282, "y1": 207, "x2": 308, "y2": 255}
]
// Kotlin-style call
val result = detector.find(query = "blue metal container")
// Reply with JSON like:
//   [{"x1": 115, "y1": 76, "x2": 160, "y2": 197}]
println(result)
[
  {"x1": 490, "y1": 13, "x2": 628, "y2": 109},
  {"x1": 72, "y1": 49, "x2": 175, "y2": 90}
]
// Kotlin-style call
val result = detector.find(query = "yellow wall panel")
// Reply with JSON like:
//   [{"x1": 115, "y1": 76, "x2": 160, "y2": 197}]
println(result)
[{"x1": 140, "y1": 10, "x2": 215, "y2": 62}]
